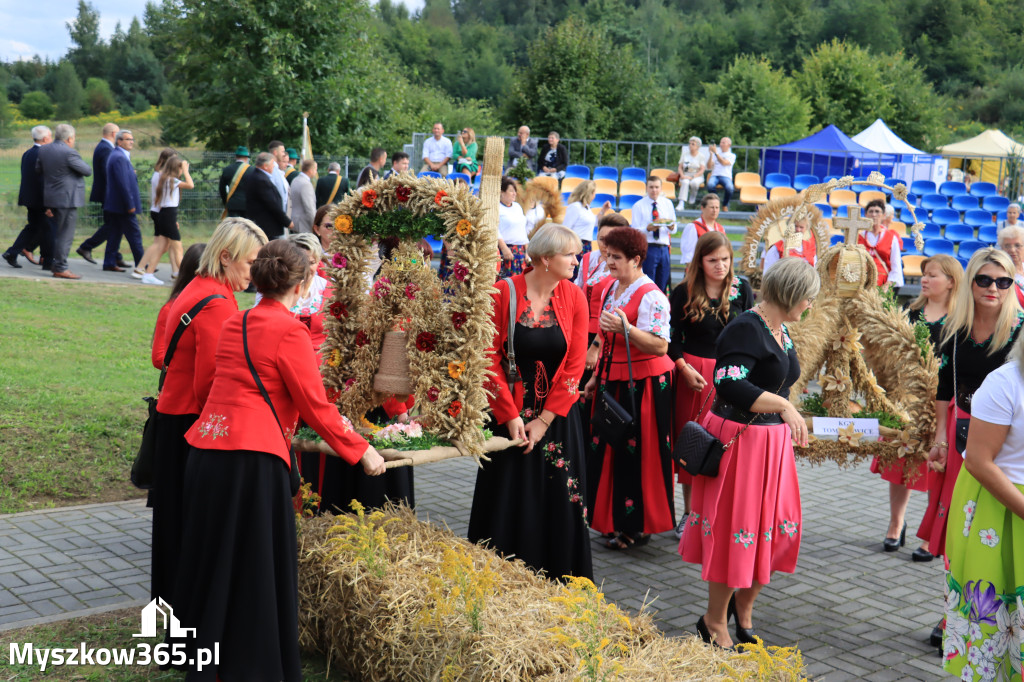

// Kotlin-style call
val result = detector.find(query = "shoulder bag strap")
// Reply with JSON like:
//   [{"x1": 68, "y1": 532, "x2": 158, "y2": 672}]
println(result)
[
  {"x1": 158, "y1": 294, "x2": 226, "y2": 393},
  {"x1": 242, "y1": 310, "x2": 291, "y2": 452},
  {"x1": 952, "y1": 334, "x2": 959, "y2": 422},
  {"x1": 596, "y1": 283, "x2": 637, "y2": 419},
  {"x1": 503, "y1": 277, "x2": 518, "y2": 384}
]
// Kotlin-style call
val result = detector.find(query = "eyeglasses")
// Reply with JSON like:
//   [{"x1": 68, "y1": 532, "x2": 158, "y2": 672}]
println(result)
[{"x1": 973, "y1": 274, "x2": 1014, "y2": 290}]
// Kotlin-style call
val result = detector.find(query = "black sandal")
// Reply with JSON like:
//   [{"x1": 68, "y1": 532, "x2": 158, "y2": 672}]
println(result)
[{"x1": 605, "y1": 532, "x2": 650, "y2": 550}]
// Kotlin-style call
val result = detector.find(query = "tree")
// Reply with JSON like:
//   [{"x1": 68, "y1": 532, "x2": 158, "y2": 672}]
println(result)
[
  {"x1": 66, "y1": 1, "x2": 107, "y2": 79},
  {"x1": 0, "y1": 95, "x2": 13, "y2": 137},
  {"x1": 19, "y1": 91, "x2": 55, "y2": 119},
  {"x1": 84, "y1": 77, "x2": 116, "y2": 114},
  {"x1": 53, "y1": 61, "x2": 85, "y2": 119},
  {"x1": 108, "y1": 18, "x2": 166, "y2": 109},
  {"x1": 158, "y1": 85, "x2": 193, "y2": 146}
]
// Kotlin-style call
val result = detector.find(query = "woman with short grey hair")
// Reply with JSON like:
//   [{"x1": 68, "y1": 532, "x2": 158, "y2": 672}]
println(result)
[
  {"x1": 997, "y1": 224, "x2": 1024, "y2": 299},
  {"x1": 681, "y1": 256, "x2": 819, "y2": 649}
]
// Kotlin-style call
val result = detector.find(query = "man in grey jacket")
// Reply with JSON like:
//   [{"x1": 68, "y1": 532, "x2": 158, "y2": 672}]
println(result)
[
  {"x1": 288, "y1": 159, "x2": 317, "y2": 233},
  {"x1": 508, "y1": 126, "x2": 537, "y2": 171},
  {"x1": 36, "y1": 123, "x2": 92, "y2": 279}
]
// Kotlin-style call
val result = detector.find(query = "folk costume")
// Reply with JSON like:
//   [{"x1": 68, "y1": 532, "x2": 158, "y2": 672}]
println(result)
[
  {"x1": 762, "y1": 233, "x2": 817, "y2": 273},
  {"x1": 858, "y1": 228, "x2": 903, "y2": 287}
]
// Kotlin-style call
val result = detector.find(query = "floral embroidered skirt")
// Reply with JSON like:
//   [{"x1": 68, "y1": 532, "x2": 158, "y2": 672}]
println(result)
[
  {"x1": 673, "y1": 352, "x2": 717, "y2": 486},
  {"x1": 588, "y1": 370, "x2": 676, "y2": 536},
  {"x1": 498, "y1": 243, "x2": 529, "y2": 279},
  {"x1": 942, "y1": 469, "x2": 1024, "y2": 681},
  {"x1": 917, "y1": 403, "x2": 966, "y2": 557},
  {"x1": 680, "y1": 412, "x2": 801, "y2": 588}
]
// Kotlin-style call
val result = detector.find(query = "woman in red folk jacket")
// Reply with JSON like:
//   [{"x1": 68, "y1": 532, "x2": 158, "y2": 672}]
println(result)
[
  {"x1": 150, "y1": 243, "x2": 206, "y2": 370},
  {"x1": 150, "y1": 218, "x2": 267, "y2": 610},
  {"x1": 173, "y1": 240, "x2": 386, "y2": 681},
  {"x1": 468, "y1": 223, "x2": 593, "y2": 581}
]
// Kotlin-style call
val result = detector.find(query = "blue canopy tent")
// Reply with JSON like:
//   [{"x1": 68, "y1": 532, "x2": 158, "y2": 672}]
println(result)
[{"x1": 761, "y1": 125, "x2": 893, "y2": 181}]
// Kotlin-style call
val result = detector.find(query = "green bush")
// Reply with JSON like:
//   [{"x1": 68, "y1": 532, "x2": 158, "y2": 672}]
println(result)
[{"x1": 19, "y1": 91, "x2": 54, "y2": 120}]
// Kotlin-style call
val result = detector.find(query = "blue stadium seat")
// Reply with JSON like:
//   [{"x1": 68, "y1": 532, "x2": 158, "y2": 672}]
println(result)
[
  {"x1": 923, "y1": 238, "x2": 955, "y2": 257},
  {"x1": 931, "y1": 208, "x2": 960, "y2": 226},
  {"x1": 951, "y1": 194, "x2": 979, "y2": 212},
  {"x1": 621, "y1": 167, "x2": 646, "y2": 183},
  {"x1": 958, "y1": 257, "x2": 971, "y2": 270},
  {"x1": 561, "y1": 192, "x2": 570, "y2": 202},
  {"x1": 418, "y1": 171, "x2": 442, "y2": 179},
  {"x1": 964, "y1": 209, "x2": 994, "y2": 228},
  {"x1": 958, "y1": 239, "x2": 988, "y2": 260},
  {"x1": 943, "y1": 223, "x2": 975, "y2": 243},
  {"x1": 979, "y1": 225, "x2": 998, "y2": 243},
  {"x1": 565, "y1": 165, "x2": 590, "y2": 180},
  {"x1": 814, "y1": 203, "x2": 832, "y2": 218},
  {"x1": 617, "y1": 194, "x2": 642, "y2": 209},
  {"x1": 899, "y1": 207, "x2": 917, "y2": 224},
  {"x1": 836, "y1": 205, "x2": 860, "y2": 218},
  {"x1": 593, "y1": 166, "x2": 618, "y2": 181},
  {"x1": 591, "y1": 193, "x2": 616, "y2": 208},
  {"x1": 822, "y1": 176, "x2": 842, "y2": 184},
  {"x1": 983, "y1": 195, "x2": 1010, "y2": 212},
  {"x1": 471, "y1": 186, "x2": 480, "y2": 196},
  {"x1": 424, "y1": 235, "x2": 444, "y2": 253},
  {"x1": 794, "y1": 174, "x2": 820, "y2": 191},
  {"x1": 940, "y1": 181, "x2": 967, "y2": 197},
  {"x1": 764, "y1": 173, "x2": 792, "y2": 190},
  {"x1": 902, "y1": 236, "x2": 921, "y2": 255},
  {"x1": 447, "y1": 172, "x2": 471, "y2": 185},
  {"x1": 998, "y1": 211, "x2": 1008, "y2": 221},
  {"x1": 970, "y1": 181, "x2": 998, "y2": 197},
  {"x1": 910, "y1": 180, "x2": 937, "y2": 196},
  {"x1": 830, "y1": 234, "x2": 844, "y2": 246},
  {"x1": 920, "y1": 194, "x2": 948, "y2": 211},
  {"x1": 920, "y1": 223, "x2": 942, "y2": 240},
  {"x1": 891, "y1": 195, "x2": 918, "y2": 212}
]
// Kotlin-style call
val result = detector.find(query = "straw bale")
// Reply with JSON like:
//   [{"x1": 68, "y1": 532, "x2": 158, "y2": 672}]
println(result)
[{"x1": 296, "y1": 508, "x2": 805, "y2": 681}]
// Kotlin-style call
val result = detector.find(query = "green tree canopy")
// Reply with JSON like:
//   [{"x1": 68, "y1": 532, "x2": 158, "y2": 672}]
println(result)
[
  {"x1": 83, "y1": 77, "x2": 116, "y2": 115},
  {"x1": 66, "y1": 1, "x2": 107, "y2": 80},
  {"x1": 19, "y1": 91, "x2": 54, "y2": 120},
  {"x1": 53, "y1": 61, "x2": 85, "y2": 119}
]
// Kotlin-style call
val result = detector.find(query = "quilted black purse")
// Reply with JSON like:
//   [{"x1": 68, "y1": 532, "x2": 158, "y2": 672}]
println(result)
[{"x1": 591, "y1": 305, "x2": 637, "y2": 453}]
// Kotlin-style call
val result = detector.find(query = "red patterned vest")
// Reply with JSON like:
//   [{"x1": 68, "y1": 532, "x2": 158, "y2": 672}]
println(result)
[
  {"x1": 773, "y1": 232, "x2": 817, "y2": 266},
  {"x1": 598, "y1": 279, "x2": 675, "y2": 381},
  {"x1": 858, "y1": 229, "x2": 900, "y2": 286},
  {"x1": 693, "y1": 217, "x2": 725, "y2": 238}
]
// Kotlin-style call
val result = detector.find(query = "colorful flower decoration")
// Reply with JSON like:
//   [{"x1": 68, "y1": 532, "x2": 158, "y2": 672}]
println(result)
[
  {"x1": 395, "y1": 185, "x2": 411, "y2": 202},
  {"x1": 361, "y1": 189, "x2": 377, "y2": 208},
  {"x1": 344, "y1": 378, "x2": 357, "y2": 390},
  {"x1": 355, "y1": 330, "x2": 369, "y2": 348},
  {"x1": 415, "y1": 331, "x2": 436, "y2": 352},
  {"x1": 334, "y1": 215, "x2": 353, "y2": 234},
  {"x1": 331, "y1": 253, "x2": 348, "y2": 268},
  {"x1": 456, "y1": 219, "x2": 473, "y2": 237},
  {"x1": 448, "y1": 400, "x2": 462, "y2": 417},
  {"x1": 452, "y1": 262, "x2": 469, "y2": 282},
  {"x1": 427, "y1": 386, "x2": 440, "y2": 402},
  {"x1": 329, "y1": 301, "x2": 347, "y2": 319},
  {"x1": 405, "y1": 283, "x2": 420, "y2": 300},
  {"x1": 327, "y1": 349, "x2": 342, "y2": 367},
  {"x1": 448, "y1": 361, "x2": 466, "y2": 379},
  {"x1": 325, "y1": 387, "x2": 341, "y2": 403},
  {"x1": 451, "y1": 312, "x2": 467, "y2": 329},
  {"x1": 434, "y1": 190, "x2": 448, "y2": 205},
  {"x1": 372, "y1": 278, "x2": 392, "y2": 300}
]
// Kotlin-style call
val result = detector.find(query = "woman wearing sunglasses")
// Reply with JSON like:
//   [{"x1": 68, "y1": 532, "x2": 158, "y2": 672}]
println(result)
[{"x1": 919, "y1": 248, "x2": 1024, "y2": 648}]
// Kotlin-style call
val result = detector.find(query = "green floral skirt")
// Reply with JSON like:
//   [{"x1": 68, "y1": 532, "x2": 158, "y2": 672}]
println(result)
[{"x1": 943, "y1": 469, "x2": 1024, "y2": 681}]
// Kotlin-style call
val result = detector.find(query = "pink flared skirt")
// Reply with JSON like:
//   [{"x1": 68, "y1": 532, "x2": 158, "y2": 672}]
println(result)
[
  {"x1": 673, "y1": 353, "x2": 716, "y2": 486},
  {"x1": 916, "y1": 402, "x2": 966, "y2": 557}
]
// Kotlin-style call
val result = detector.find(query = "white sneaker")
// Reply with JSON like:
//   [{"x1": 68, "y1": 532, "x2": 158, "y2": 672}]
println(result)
[
  {"x1": 141, "y1": 273, "x2": 164, "y2": 285},
  {"x1": 674, "y1": 512, "x2": 689, "y2": 539},
  {"x1": 676, "y1": 201, "x2": 686, "y2": 212},
  {"x1": 131, "y1": 268, "x2": 144, "y2": 279}
]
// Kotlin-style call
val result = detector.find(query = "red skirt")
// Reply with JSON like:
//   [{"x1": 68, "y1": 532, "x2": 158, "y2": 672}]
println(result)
[
  {"x1": 916, "y1": 402, "x2": 965, "y2": 557},
  {"x1": 674, "y1": 353, "x2": 717, "y2": 486},
  {"x1": 869, "y1": 451, "x2": 932, "y2": 491},
  {"x1": 680, "y1": 411, "x2": 801, "y2": 588}
]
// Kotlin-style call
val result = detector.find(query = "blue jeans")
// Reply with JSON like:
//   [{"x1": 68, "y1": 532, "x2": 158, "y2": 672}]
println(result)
[
  {"x1": 642, "y1": 244, "x2": 671, "y2": 294},
  {"x1": 706, "y1": 175, "x2": 734, "y2": 206}
]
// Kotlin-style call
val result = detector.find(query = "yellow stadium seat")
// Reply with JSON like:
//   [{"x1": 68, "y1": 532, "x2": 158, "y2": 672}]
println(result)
[
  {"x1": 829, "y1": 189, "x2": 857, "y2": 208},
  {"x1": 620, "y1": 180, "x2": 646, "y2": 196},
  {"x1": 529, "y1": 175, "x2": 559, "y2": 194},
  {"x1": 734, "y1": 172, "x2": 761, "y2": 189},
  {"x1": 619, "y1": 209, "x2": 632, "y2": 223},
  {"x1": 858, "y1": 190, "x2": 887, "y2": 207},
  {"x1": 890, "y1": 221, "x2": 907, "y2": 236},
  {"x1": 660, "y1": 181, "x2": 676, "y2": 199},
  {"x1": 770, "y1": 187, "x2": 797, "y2": 201},
  {"x1": 561, "y1": 177, "x2": 583, "y2": 194},
  {"x1": 594, "y1": 179, "x2": 618, "y2": 195},
  {"x1": 740, "y1": 185, "x2": 768, "y2": 206},
  {"x1": 650, "y1": 168, "x2": 674, "y2": 181},
  {"x1": 822, "y1": 218, "x2": 833, "y2": 230},
  {"x1": 903, "y1": 254, "x2": 926, "y2": 279}
]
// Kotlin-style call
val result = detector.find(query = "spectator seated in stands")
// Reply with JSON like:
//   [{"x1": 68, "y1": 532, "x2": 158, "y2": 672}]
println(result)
[
  {"x1": 453, "y1": 128, "x2": 479, "y2": 181},
  {"x1": 421, "y1": 122, "x2": 453, "y2": 177},
  {"x1": 676, "y1": 136, "x2": 709, "y2": 211},
  {"x1": 1000, "y1": 203, "x2": 1021, "y2": 231},
  {"x1": 537, "y1": 131, "x2": 569, "y2": 180},
  {"x1": 997, "y1": 225, "x2": 1024, "y2": 297},
  {"x1": 508, "y1": 126, "x2": 537, "y2": 171},
  {"x1": 705, "y1": 137, "x2": 736, "y2": 211}
]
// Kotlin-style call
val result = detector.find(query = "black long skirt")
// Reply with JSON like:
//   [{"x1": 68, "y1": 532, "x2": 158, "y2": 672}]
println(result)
[
  {"x1": 172, "y1": 447, "x2": 300, "y2": 682},
  {"x1": 150, "y1": 411, "x2": 197, "y2": 605}
]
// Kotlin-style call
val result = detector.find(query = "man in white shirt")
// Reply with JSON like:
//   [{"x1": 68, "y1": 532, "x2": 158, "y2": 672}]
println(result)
[
  {"x1": 630, "y1": 176, "x2": 677, "y2": 292},
  {"x1": 267, "y1": 140, "x2": 290, "y2": 213},
  {"x1": 705, "y1": 137, "x2": 737, "y2": 211},
  {"x1": 288, "y1": 159, "x2": 317, "y2": 234},
  {"x1": 421, "y1": 122, "x2": 452, "y2": 177}
]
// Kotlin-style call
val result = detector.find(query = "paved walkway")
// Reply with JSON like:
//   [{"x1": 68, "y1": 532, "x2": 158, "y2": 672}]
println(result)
[{"x1": 0, "y1": 458, "x2": 948, "y2": 680}]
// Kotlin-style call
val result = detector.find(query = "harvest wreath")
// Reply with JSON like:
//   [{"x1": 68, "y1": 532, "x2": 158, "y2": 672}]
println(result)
[{"x1": 316, "y1": 143, "x2": 502, "y2": 460}]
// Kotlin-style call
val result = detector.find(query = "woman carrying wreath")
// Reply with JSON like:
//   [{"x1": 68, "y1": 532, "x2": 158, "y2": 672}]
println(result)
[
  {"x1": 469, "y1": 224, "x2": 592, "y2": 580},
  {"x1": 173, "y1": 240, "x2": 386, "y2": 681},
  {"x1": 761, "y1": 217, "x2": 816, "y2": 273},
  {"x1": 669, "y1": 231, "x2": 753, "y2": 538},
  {"x1": 870, "y1": 253, "x2": 962, "y2": 561},
  {"x1": 941, "y1": 334, "x2": 1024, "y2": 681},
  {"x1": 681, "y1": 257, "x2": 818, "y2": 649},
  {"x1": 858, "y1": 199, "x2": 903, "y2": 289},
  {"x1": 150, "y1": 218, "x2": 268, "y2": 610},
  {"x1": 583, "y1": 226, "x2": 675, "y2": 550}
]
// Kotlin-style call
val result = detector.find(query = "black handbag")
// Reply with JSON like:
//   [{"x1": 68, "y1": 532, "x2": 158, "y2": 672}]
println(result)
[
  {"x1": 591, "y1": 296, "x2": 637, "y2": 453},
  {"x1": 131, "y1": 294, "x2": 226, "y2": 490},
  {"x1": 500, "y1": 277, "x2": 520, "y2": 386},
  {"x1": 242, "y1": 309, "x2": 302, "y2": 497}
]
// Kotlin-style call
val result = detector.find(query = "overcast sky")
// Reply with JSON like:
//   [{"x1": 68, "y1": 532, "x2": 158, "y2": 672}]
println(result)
[{"x1": 0, "y1": 0, "x2": 426, "y2": 62}]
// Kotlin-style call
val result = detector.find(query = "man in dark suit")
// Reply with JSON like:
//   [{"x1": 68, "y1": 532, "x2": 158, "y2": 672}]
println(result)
[
  {"x1": 103, "y1": 130, "x2": 146, "y2": 273},
  {"x1": 219, "y1": 146, "x2": 252, "y2": 218},
  {"x1": 76, "y1": 123, "x2": 127, "y2": 268},
  {"x1": 36, "y1": 123, "x2": 92, "y2": 279},
  {"x1": 245, "y1": 152, "x2": 293, "y2": 240},
  {"x1": 315, "y1": 161, "x2": 349, "y2": 207},
  {"x1": 3, "y1": 125, "x2": 55, "y2": 269}
]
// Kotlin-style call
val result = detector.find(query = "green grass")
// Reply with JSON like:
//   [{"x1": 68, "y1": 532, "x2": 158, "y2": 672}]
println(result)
[
  {"x1": 0, "y1": 279, "x2": 254, "y2": 514},
  {"x1": 0, "y1": 607, "x2": 352, "y2": 681}
]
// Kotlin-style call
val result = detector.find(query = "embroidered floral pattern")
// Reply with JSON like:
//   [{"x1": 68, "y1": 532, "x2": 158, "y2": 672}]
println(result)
[
  {"x1": 728, "y1": 276, "x2": 741, "y2": 302},
  {"x1": 624, "y1": 498, "x2": 635, "y2": 515},
  {"x1": 564, "y1": 377, "x2": 579, "y2": 395},
  {"x1": 650, "y1": 301, "x2": 668, "y2": 337},
  {"x1": 963, "y1": 499, "x2": 977, "y2": 537},
  {"x1": 979, "y1": 528, "x2": 1000, "y2": 548},
  {"x1": 657, "y1": 375, "x2": 669, "y2": 391},
  {"x1": 197, "y1": 414, "x2": 228, "y2": 440},
  {"x1": 626, "y1": 438, "x2": 637, "y2": 454},
  {"x1": 702, "y1": 518, "x2": 712, "y2": 536},
  {"x1": 778, "y1": 519, "x2": 799, "y2": 537},
  {"x1": 714, "y1": 364, "x2": 750, "y2": 384},
  {"x1": 689, "y1": 512, "x2": 701, "y2": 527},
  {"x1": 781, "y1": 325, "x2": 794, "y2": 352},
  {"x1": 763, "y1": 528, "x2": 773, "y2": 542},
  {"x1": 734, "y1": 529, "x2": 755, "y2": 548},
  {"x1": 518, "y1": 298, "x2": 557, "y2": 328}
]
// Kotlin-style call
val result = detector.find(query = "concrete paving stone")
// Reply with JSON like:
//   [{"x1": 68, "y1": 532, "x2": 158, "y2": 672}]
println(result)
[
  {"x1": 0, "y1": 573, "x2": 27, "y2": 590},
  {"x1": 122, "y1": 582, "x2": 151, "y2": 600},
  {"x1": 80, "y1": 587, "x2": 129, "y2": 603},
  {"x1": 49, "y1": 594, "x2": 87, "y2": 612},
  {"x1": 0, "y1": 604, "x2": 35, "y2": 620},
  {"x1": 10, "y1": 581, "x2": 60, "y2": 597},
  {"x1": 862, "y1": 668, "x2": 906, "y2": 682},
  {"x1": 0, "y1": 558, "x2": 29, "y2": 572},
  {"x1": 102, "y1": 569, "x2": 147, "y2": 583},
  {"x1": 66, "y1": 535, "x2": 98, "y2": 549},
  {"x1": 79, "y1": 575, "x2": 112, "y2": 591},
  {"x1": 101, "y1": 557, "x2": 135, "y2": 572},
  {"x1": 0, "y1": 590, "x2": 23, "y2": 608},
  {"x1": 21, "y1": 587, "x2": 73, "y2": 603},
  {"x1": 42, "y1": 566, "x2": 95, "y2": 581}
]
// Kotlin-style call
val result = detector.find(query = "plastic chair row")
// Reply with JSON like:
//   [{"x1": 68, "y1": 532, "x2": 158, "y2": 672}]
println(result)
[{"x1": 566, "y1": 165, "x2": 681, "y2": 183}]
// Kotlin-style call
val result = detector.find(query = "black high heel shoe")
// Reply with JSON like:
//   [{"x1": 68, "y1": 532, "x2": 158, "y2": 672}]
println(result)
[
  {"x1": 696, "y1": 615, "x2": 732, "y2": 649},
  {"x1": 883, "y1": 521, "x2": 907, "y2": 552},
  {"x1": 727, "y1": 594, "x2": 760, "y2": 645}
]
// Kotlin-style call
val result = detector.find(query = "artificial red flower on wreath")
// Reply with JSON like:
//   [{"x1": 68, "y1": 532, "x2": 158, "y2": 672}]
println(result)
[
  {"x1": 451, "y1": 311, "x2": 467, "y2": 329},
  {"x1": 448, "y1": 400, "x2": 462, "y2": 417},
  {"x1": 331, "y1": 253, "x2": 347, "y2": 269},
  {"x1": 329, "y1": 301, "x2": 347, "y2": 319},
  {"x1": 396, "y1": 186, "x2": 411, "y2": 202},
  {"x1": 434, "y1": 190, "x2": 447, "y2": 205},
  {"x1": 325, "y1": 387, "x2": 341, "y2": 403},
  {"x1": 452, "y1": 262, "x2": 469, "y2": 281},
  {"x1": 426, "y1": 386, "x2": 440, "y2": 402},
  {"x1": 415, "y1": 331, "x2": 436, "y2": 352},
  {"x1": 405, "y1": 283, "x2": 419, "y2": 300},
  {"x1": 355, "y1": 330, "x2": 369, "y2": 347},
  {"x1": 361, "y1": 189, "x2": 377, "y2": 208}
]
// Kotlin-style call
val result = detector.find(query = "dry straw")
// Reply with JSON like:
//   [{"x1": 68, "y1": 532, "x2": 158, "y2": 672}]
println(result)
[{"x1": 297, "y1": 507, "x2": 807, "y2": 681}]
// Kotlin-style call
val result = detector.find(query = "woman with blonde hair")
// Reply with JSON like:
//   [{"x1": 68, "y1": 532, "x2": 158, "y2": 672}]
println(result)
[
  {"x1": 669, "y1": 231, "x2": 753, "y2": 536},
  {"x1": 453, "y1": 127, "x2": 479, "y2": 180},
  {"x1": 871, "y1": 253, "x2": 962, "y2": 561},
  {"x1": 919, "y1": 247, "x2": 1024, "y2": 648},
  {"x1": 562, "y1": 180, "x2": 612, "y2": 255}
]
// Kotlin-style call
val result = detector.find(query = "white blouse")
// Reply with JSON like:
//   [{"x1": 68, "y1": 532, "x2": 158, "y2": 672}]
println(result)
[
  {"x1": 498, "y1": 201, "x2": 529, "y2": 245},
  {"x1": 524, "y1": 204, "x2": 546, "y2": 235},
  {"x1": 150, "y1": 171, "x2": 182, "y2": 211},
  {"x1": 562, "y1": 201, "x2": 598, "y2": 243},
  {"x1": 601, "y1": 275, "x2": 670, "y2": 340}
]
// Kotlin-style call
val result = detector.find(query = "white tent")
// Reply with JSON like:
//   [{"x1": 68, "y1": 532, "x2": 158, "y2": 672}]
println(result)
[{"x1": 852, "y1": 119, "x2": 946, "y2": 185}]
